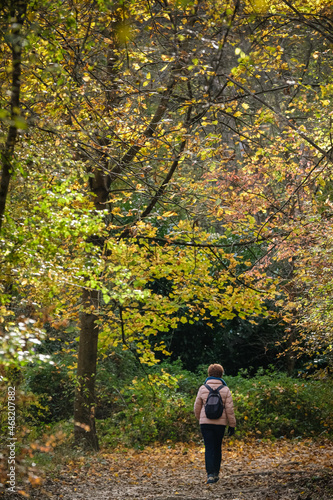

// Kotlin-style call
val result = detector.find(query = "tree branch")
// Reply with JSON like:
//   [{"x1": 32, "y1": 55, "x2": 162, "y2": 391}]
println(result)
[
  {"x1": 109, "y1": 76, "x2": 177, "y2": 184},
  {"x1": 281, "y1": 0, "x2": 333, "y2": 43},
  {"x1": 221, "y1": 73, "x2": 333, "y2": 163},
  {"x1": 129, "y1": 233, "x2": 285, "y2": 249},
  {"x1": 140, "y1": 139, "x2": 187, "y2": 219}
]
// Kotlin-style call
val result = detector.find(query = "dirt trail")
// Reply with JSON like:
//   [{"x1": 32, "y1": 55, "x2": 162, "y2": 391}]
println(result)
[{"x1": 4, "y1": 439, "x2": 333, "y2": 499}]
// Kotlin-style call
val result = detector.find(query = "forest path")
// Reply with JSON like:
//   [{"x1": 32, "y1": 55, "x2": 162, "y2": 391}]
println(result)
[{"x1": 10, "y1": 439, "x2": 333, "y2": 499}]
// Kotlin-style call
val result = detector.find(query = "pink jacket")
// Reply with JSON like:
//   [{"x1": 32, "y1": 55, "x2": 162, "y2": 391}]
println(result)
[{"x1": 194, "y1": 378, "x2": 236, "y2": 427}]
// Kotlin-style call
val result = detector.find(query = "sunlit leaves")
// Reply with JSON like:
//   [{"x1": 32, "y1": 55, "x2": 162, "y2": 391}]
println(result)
[
  {"x1": 1, "y1": 0, "x2": 333, "y2": 370},
  {"x1": 0, "y1": 321, "x2": 54, "y2": 368}
]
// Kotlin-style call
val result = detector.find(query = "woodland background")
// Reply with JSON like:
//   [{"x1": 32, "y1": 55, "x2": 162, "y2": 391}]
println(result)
[{"x1": 0, "y1": 0, "x2": 333, "y2": 495}]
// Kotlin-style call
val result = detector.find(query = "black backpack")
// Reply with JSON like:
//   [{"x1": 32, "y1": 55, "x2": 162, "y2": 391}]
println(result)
[{"x1": 204, "y1": 384, "x2": 224, "y2": 419}]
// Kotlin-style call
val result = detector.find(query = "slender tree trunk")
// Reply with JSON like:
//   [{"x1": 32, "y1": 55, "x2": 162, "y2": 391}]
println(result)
[
  {"x1": 284, "y1": 258, "x2": 298, "y2": 376},
  {"x1": 285, "y1": 326, "x2": 297, "y2": 376},
  {"x1": 0, "y1": 1, "x2": 26, "y2": 233},
  {"x1": 72, "y1": 87, "x2": 177, "y2": 449}
]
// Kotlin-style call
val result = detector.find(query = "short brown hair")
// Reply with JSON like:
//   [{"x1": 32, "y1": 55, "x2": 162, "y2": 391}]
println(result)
[{"x1": 208, "y1": 364, "x2": 224, "y2": 378}]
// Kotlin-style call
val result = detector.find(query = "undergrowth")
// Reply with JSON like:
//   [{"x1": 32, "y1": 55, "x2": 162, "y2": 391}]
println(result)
[
  {"x1": 16, "y1": 360, "x2": 333, "y2": 456},
  {"x1": 96, "y1": 363, "x2": 332, "y2": 447}
]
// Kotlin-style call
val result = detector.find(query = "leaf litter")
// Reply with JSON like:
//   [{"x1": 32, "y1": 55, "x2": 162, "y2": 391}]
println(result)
[{"x1": 3, "y1": 439, "x2": 333, "y2": 499}]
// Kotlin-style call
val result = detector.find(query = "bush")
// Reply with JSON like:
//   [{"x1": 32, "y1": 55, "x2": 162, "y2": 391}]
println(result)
[
  {"x1": 23, "y1": 355, "x2": 75, "y2": 424},
  {"x1": 228, "y1": 368, "x2": 333, "y2": 439},
  {"x1": 21, "y1": 354, "x2": 333, "y2": 450},
  {"x1": 97, "y1": 364, "x2": 333, "y2": 447},
  {"x1": 97, "y1": 366, "x2": 199, "y2": 447}
]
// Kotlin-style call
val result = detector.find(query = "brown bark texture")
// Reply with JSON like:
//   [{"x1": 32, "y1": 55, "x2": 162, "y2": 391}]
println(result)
[{"x1": 74, "y1": 288, "x2": 100, "y2": 451}]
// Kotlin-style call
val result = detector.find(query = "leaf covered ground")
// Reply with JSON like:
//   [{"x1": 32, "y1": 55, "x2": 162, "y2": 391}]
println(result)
[{"x1": 4, "y1": 439, "x2": 333, "y2": 500}]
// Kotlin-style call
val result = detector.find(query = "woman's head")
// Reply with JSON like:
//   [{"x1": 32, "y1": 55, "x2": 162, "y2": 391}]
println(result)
[{"x1": 208, "y1": 363, "x2": 224, "y2": 378}]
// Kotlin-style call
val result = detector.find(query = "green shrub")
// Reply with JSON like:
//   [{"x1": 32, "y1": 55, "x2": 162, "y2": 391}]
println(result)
[
  {"x1": 23, "y1": 355, "x2": 75, "y2": 423},
  {"x1": 228, "y1": 368, "x2": 333, "y2": 438},
  {"x1": 21, "y1": 354, "x2": 333, "y2": 449},
  {"x1": 97, "y1": 366, "x2": 199, "y2": 447},
  {"x1": 97, "y1": 365, "x2": 332, "y2": 447}
]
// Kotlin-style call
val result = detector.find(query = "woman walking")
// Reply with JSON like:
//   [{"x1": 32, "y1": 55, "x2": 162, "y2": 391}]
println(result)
[{"x1": 194, "y1": 363, "x2": 236, "y2": 484}]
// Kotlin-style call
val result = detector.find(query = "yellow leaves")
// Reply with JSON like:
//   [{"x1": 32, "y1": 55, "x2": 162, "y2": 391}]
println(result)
[
  {"x1": 116, "y1": 23, "x2": 132, "y2": 44},
  {"x1": 6, "y1": 0, "x2": 330, "y2": 377},
  {"x1": 250, "y1": 0, "x2": 270, "y2": 13},
  {"x1": 156, "y1": 211, "x2": 178, "y2": 219},
  {"x1": 26, "y1": 10, "x2": 36, "y2": 22},
  {"x1": 235, "y1": 47, "x2": 247, "y2": 60},
  {"x1": 111, "y1": 206, "x2": 122, "y2": 215}
]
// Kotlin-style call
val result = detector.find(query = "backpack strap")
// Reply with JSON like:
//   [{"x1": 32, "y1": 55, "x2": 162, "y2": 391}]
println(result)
[{"x1": 204, "y1": 384, "x2": 224, "y2": 392}]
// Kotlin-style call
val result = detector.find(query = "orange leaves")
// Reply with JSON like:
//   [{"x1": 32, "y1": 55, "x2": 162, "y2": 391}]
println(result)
[
  {"x1": 28, "y1": 474, "x2": 43, "y2": 486},
  {"x1": 74, "y1": 422, "x2": 91, "y2": 432},
  {"x1": 38, "y1": 439, "x2": 333, "y2": 499}
]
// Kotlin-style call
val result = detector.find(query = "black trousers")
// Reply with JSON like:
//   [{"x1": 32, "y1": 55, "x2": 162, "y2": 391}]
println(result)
[{"x1": 200, "y1": 424, "x2": 226, "y2": 476}]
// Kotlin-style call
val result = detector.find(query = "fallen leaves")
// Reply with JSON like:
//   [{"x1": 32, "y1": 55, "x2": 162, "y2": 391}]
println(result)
[{"x1": 12, "y1": 438, "x2": 332, "y2": 500}]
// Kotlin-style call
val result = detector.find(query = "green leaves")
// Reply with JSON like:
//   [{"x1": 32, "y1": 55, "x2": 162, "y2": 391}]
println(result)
[{"x1": 0, "y1": 322, "x2": 54, "y2": 369}]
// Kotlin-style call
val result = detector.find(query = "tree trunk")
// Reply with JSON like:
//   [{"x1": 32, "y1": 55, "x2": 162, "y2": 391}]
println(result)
[
  {"x1": 73, "y1": 163, "x2": 109, "y2": 450},
  {"x1": 73, "y1": 55, "x2": 176, "y2": 449},
  {"x1": 72, "y1": 15, "x2": 120, "y2": 449},
  {"x1": 285, "y1": 326, "x2": 297, "y2": 376},
  {"x1": 0, "y1": 0, "x2": 26, "y2": 233},
  {"x1": 74, "y1": 288, "x2": 100, "y2": 450}
]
